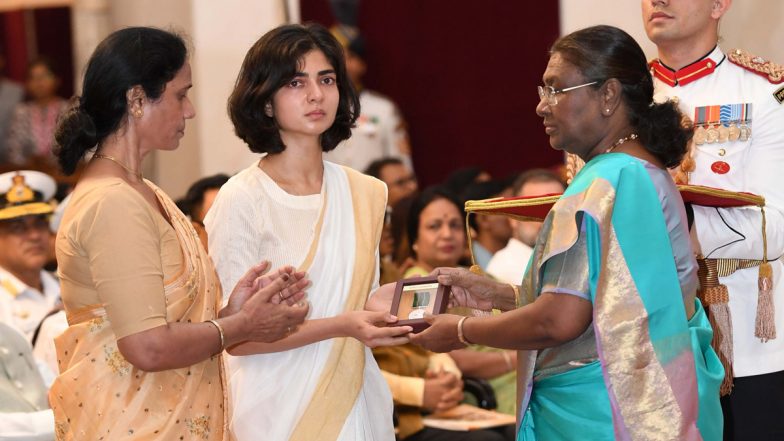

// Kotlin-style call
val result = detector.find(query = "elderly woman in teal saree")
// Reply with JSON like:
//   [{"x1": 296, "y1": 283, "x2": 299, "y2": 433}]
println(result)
[{"x1": 411, "y1": 25, "x2": 723, "y2": 440}]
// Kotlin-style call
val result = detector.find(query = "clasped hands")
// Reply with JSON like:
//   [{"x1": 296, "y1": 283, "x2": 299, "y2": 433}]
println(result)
[{"x1": 221, "y1": 261, "x2": 310, "y2": 345}]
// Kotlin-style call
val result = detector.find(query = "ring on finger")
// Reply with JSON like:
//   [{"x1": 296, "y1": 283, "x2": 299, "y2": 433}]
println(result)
[{"x1": 278, "y1": 292, "x2": 284, "y2": 302}]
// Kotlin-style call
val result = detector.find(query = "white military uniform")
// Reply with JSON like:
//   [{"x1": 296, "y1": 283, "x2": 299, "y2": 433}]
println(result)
[
  {"x1": 0, "y1": 323, "x2": 54, "y2": 441},
  {"x1": 325, "y1": 89, "x2": 412, "y2": 172},
  {"x1": 652, "y1": 46, "x2": 784, "y2": 378},
  {"x1": 486, "y1": 238, "x2": 533, "y2": 285},
  {"x1": 0, "y1": 268, "x2": 60, "y2": 345}
]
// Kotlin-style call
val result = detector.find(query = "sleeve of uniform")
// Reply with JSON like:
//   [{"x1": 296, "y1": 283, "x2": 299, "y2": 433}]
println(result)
[
  {"x1": 0, "y1": 410, "x2": 55, "y2": 441},
  {"x1": 205, "y1": 181, "x2": 264, "y2": 303},
  {"x1": 692, "y1": 91, "x2": 784, "y2": 259}
]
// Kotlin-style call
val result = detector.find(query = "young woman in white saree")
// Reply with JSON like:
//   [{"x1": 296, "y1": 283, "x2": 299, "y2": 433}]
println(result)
[{"x1": 206, "y1": 23, "x2": 411, "y2": 441}]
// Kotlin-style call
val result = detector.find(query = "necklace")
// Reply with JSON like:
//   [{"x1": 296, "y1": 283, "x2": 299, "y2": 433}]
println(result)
[
  {"x1": 605, "y1": 133, "x2": 638, "y2": 153},
  {"x1": 93, "y1": 153, "x2": 143, "y2": 180}
]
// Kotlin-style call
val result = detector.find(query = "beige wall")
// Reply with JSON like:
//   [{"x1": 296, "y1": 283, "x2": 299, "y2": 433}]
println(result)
[
  {"x1": 559, "y1": 0, "x2": 784, "y2": 63},
  {"x1": 190, "y1": 0, "x2": 287, "y2": 180},
  {"x1": 107, "y1": 0, "x2": 198, "y2": 198}
]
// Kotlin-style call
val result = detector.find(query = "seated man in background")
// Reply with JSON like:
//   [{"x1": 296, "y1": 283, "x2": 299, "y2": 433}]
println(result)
[
  {"x1": 176, "y1": 173, "x2": 229, "y2": 251},
  {"x1": 365, "y1": 157, "x2": 418, "y2": 209},
  {"x1": 325, "y1": 28, "x2": 413, "y2": 172},
  {"x1": 487, "y1": 169, "x2": 565, "y2": 284},
  {"x1": 365, "y1": 158, "x2": 419, "y2": 284},
  {"x1": 0, "y1": 171, "x2": 60, "y2": 346},
  {"x1": 462, "y1": 180, "x2": 514, "y2": 271}
]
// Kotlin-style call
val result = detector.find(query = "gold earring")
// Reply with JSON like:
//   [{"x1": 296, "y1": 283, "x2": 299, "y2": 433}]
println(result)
[{"x1": 134, "y1": 109, "x2": 143, "y2": 118}]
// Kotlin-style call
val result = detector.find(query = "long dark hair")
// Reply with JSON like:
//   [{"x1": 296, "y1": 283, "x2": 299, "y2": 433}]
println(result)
[
  {"x1": 551, "y1": 25, "x2": 692, "y2": 168},
  {"x1": 54, "y1": 27, "x2": 188, "y2": 175}
]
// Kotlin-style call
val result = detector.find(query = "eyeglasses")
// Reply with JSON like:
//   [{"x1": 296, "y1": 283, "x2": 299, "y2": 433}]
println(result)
[
  {"x1": 390, "y1": 175, "x2": 417, "y2": 188},
  {"x1": 537, "y1": 81, "x2": 598, "y2": 106},
  {"x1": 0, "y1": 216, "x2": 50, "y2": 236}
]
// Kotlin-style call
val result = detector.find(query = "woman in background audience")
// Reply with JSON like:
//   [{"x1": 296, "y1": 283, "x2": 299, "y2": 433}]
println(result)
[
  {"x1": 8, "y1": 58, "x2": 67, "y2": 166},
  {"x1": 408, "y1": 187, "x2": 517, "y2": 414},
  {"x1": 403, "y1": 187, "x2": 466, "y2": 279},
  {"x1": 50, "y1": 27, "x2": 308, "y2": 440},
  {"x1": 207, "y1": 23, "x2": 411, "y2": 441}
]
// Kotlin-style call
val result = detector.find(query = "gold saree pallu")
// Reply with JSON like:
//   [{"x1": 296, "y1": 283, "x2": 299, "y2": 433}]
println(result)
[{"x1": 287, "y1": 167, "x2": 387, "y2": 441}]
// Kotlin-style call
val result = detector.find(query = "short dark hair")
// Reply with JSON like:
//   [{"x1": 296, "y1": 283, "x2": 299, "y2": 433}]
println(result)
[
  {"x1": 228, "y1": 23, "x2": 359, "y2": 155},
  {"x1": 512, "y1": 168, "x2": 564, "y2": 195},
  {"x1": 461, "y1": 180, "x2": 510, "y2": 231},
  {"x1": 443, "y1": 167, "x2": 487, "y2": 197},
  {"x1": 179, "y1": 174, "x2": 230, "y2": 220},
  {"x1": 364, "y1": 157, "x2": 404, "y2": 179},
  {"x1": 407, "y1": 186, "x2": 464, "y2": 259},
  {"x1": 551, "y1": 25, "x2": 692, "y2": 168},
  {"x1": 54, "y1": 27, "x2": 188, "y2": 175}
]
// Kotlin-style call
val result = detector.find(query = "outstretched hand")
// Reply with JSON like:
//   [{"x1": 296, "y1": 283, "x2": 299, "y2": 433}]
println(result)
[
  {"x1": 431, "y1": 267, "x2": 502, "y2": 311},
  {"x1": 409, "y1": 314, "x2": 466, "y2": 353},
  {"x1": 343, "y1": 310, "x2": 413, "y2": 348}
]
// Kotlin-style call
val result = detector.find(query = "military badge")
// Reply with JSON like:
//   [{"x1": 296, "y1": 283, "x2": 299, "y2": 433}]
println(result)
[{"x1": 775, "y1": 86, "x2": 784, "y2": 104}]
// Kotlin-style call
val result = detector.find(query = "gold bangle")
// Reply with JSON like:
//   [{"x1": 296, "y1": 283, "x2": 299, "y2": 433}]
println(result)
[
  {"x1": 207, "y1": 319, "x2": 225, "y2": 353},
  {"x1": 509, "y1": 283, "x2": 521, "y2": 307},
  {"x1": 501, "y1": 351, "x2": 514, "y2": 372},
  {"x1": 457, "y1": 316, "x2": 471, "y2": 346}
]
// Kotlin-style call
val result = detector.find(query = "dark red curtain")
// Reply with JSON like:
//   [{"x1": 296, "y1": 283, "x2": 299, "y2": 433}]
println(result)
[
  {"x1": 302, "y1": 1, "x2": 562, "y2": 186},
  {"x1": 0, "y1": 7, "x2": 74, "y2": 99}
]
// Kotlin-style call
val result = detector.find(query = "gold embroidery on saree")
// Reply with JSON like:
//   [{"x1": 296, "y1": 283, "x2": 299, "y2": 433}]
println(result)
[
  {"x1": 103, "y1": 345, "x2": 131, "y2": 376},
  {"x1": 186, "y1": 415, "x2": 211, "y2": 439}
]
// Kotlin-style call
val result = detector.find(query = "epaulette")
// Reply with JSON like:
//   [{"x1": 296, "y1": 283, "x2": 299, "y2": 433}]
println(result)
[{"x1": 728, "y1": 49, "x2": 784, "y2": 84}]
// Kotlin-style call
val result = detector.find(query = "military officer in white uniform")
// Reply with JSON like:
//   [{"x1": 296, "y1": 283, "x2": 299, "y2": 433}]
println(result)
[
  {"x1": 325, "y1": 28, "x2": 413, "y2": 172},
  {"x1": 643, "y1": 0, "x2": 784, "y2": 439},
  {"x1": 0, "y1": 171, "x2": 60, "y2": 346}
]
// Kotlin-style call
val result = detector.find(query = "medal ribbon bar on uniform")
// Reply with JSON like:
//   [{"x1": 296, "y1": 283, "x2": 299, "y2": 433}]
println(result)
[{"x1": 692, "y1": 103, "x2": 752, "y2": 145}]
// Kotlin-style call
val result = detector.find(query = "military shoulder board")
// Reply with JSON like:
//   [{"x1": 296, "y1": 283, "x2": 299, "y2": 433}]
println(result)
[{"x1": 728, "y1": 48, "x2": 784, "y2": 84}]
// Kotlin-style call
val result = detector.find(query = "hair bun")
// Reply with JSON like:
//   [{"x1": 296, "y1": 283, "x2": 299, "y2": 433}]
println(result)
[{"x1": 54, "y1": 100, "x2": 99, "y2": 175}]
